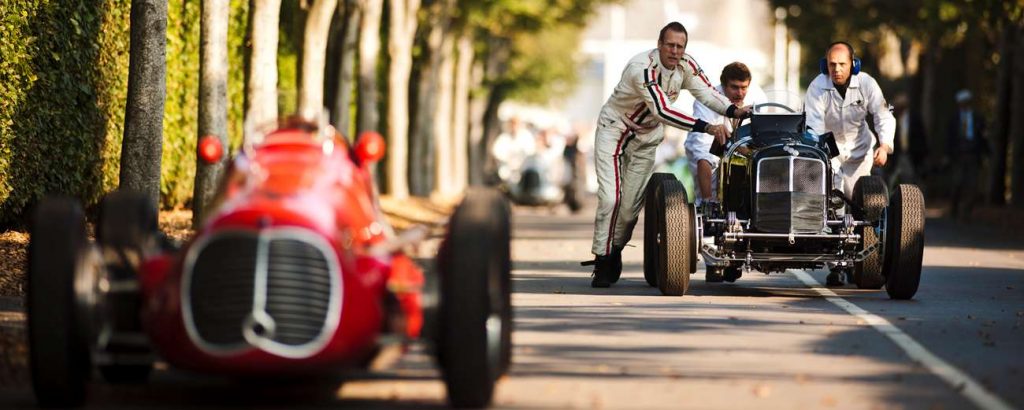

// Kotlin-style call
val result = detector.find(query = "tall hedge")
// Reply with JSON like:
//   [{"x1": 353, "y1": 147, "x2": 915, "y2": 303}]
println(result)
[
  {"x1": 0, "y1": 0, "x2": 130, "y2": 227},
  {"x1": 0, "y1": 1, "x2": 252, "y2": 227}
]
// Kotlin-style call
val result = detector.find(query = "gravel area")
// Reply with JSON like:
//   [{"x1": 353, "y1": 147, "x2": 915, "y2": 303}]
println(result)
[{"x1": 0, "y1": 231, "x2": 28, "y2": 297}]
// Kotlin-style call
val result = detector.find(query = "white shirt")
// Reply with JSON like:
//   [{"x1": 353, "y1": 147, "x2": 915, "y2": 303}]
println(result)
[
  {"x1": 805, "y1": 72, "x2": 895, "y2": 161},
  {"x1": 684, "y1": 83, "x2": 767, "y2": 164}
]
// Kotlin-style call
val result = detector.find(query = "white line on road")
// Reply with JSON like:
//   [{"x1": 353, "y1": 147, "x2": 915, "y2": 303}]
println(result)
[{"x1": 790, "y1": 270, "x2": 1016, "y2": 410}]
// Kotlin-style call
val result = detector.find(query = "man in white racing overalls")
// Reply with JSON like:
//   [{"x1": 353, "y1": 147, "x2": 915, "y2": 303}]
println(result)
[
  {"x1": 804, "y1": 41, "x2": 895, "y2": 286},
  {"x1": 588, "y1": 22, "x2": 750, "y2": 288}
]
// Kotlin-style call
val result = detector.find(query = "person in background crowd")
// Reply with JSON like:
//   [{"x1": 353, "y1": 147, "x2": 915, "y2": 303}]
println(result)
[{"x1": 947, "y1": 89, "x2": 988, "y2": 221}]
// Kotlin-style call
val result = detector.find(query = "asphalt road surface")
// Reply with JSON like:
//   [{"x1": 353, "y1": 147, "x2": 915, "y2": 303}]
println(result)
[{"x1": 1, "y1": 199, "x2": 1022, "y2": 409}]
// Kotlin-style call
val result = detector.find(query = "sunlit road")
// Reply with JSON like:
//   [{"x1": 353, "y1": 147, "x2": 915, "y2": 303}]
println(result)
[
  {"x1": 347, "y1": 199, "x2": 1023, "y2": 409},
  {"x1": 1, "y1": 198, "x2": 1022, "y2": 409},
  {"x1": 478, "y1": 201, "x2": 1024, "y2": 409}
]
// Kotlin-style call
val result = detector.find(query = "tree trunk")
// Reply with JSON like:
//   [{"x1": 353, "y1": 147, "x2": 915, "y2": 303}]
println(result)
[
  {"x1": 450, "y1": 31, "x2": 473, "y2": 193},
  {"x1": 324, "y1": 7, "x2": 343, "y2": 126},
  {"x1": 247, "y1": 0, "x2": 281, "y2": 127},
  {"x1": 357, "y1": 0, "x2": 382, "y2": 134},
  {"x1": 330, "y1": 0, "x2": 360, "y2": 136},
  {"x1": 386, "y1": 0, "x2": 421, "y2": 198},
  {"x1": 479, "y1": 38, "x2": 511, "y2": 182},
  {"x1": 467, "y1": 58, "x2": 487, "y2": 186},
  {"x1": 433, "y1": 35, "x2": 456, "y2": 196},
  {"x1": 409, "y1": 11, "x2": 443, "y2": 196},
  {"x1": 1009, "y1": 28, "x2": 1024, "y2": 207},
  {"x1": 120, "y1": 0, "x2": 167, "y2": 206},
  {"x1": 481, "y1": 85, "x2": 506, "y2": 181},
  {"x1": 298, "y1": 0, "x2": 338, "y2": 117},
  {"x1": 920, "y1": 48, "x2": 939, "y2": 158},
  {"x1": 988, "y1": 25, "x2": 1015, "y2": 205},
  {"x1": 298, "y1": 0, "x2": 338, "y2": 119},
  {"x1": 193, "y1": 0, "x2": 230, "y2": 228}
]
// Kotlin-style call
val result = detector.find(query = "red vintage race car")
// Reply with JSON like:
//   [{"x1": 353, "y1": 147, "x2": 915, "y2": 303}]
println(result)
[{"x1": 27, "y1": 116, "x2": 512, "y2": 408}]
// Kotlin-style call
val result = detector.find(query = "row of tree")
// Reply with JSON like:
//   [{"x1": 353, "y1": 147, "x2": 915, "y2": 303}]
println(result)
[
  {"x1": 116, "y1": 0, "x2": 616, "y2": 226},
  {"x1": 769, "y1": 0, "x2": 1024, "y2": 206}
]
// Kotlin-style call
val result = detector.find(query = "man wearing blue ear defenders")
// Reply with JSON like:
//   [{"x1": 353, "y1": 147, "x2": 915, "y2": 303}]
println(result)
[
  {"x1": 806, "y1": 42, "x2": 895, "y2": 198},
  {"x1": 805, "y1": 41, "x2": 895, "y2": 286}
]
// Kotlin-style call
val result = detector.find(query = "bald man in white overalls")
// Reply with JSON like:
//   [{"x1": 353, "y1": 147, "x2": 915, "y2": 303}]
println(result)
[{"x1": 805, "y1": 41, "x2": 895, "y2": 286}]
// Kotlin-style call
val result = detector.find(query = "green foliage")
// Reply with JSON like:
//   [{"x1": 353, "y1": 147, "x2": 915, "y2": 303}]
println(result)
[
  {"x1": 462, "y1": 0, "x2": 619, "y2": 104},
  {"x1": 768, "y1": 0, "x2": 1023, "y2": 86},
  {"x1": 162, "y1": 0, "x2": 250, "y2": 209},
  {"x1": 227, "y1": 3, "x2": 250, "y2": 152},
  {"x1": 0, "y1": 0, "x2": 130, "y2": 227},
  {"x1": 95, "y1": 2, "x2": 132, "y2": 197},
  {"x1": 0, "y1": 0, "x2": 252, "y2": 225},
  {"x1": 504, "y1": 25, "x2": 584, "y2": 103},
  {"x1": 277, "y1": 1, "x2": 305, "y2": 117},
  {"x1": 460, "y1": 0, "x2": 611, "y2": 35},
  {"x1": 163, "y1": 0, "x2": 201, "y2": 209}
]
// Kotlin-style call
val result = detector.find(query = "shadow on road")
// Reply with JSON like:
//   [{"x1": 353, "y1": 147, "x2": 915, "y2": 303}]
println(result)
[
  {"x1": 923, "y1": 217, "x2": 1024, "y2": 252},
  {"x1": 512, "y1": 264, "x2": 891, "y2": 300},
  {"x1": 0, "y1": 364, "x2": 462, "y2": 409}
]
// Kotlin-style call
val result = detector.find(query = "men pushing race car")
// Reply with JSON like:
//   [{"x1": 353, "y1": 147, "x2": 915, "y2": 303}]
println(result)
[
  {"x1": 638, "y1": 41, "x2": 924, "y2": 300},
  {"x1": 583, "y1": 31, "x2": 924, "y2": 300}
]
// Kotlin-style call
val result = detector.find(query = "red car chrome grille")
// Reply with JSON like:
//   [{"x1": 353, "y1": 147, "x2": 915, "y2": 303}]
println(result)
[{"x1": 182, "y1": 228, "x2": 342, "y2": 359}]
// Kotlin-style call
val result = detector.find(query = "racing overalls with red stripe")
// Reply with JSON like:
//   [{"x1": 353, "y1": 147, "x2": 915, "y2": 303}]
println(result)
[{"x1": 591, "y1": 49, "x2": 732, "y2": 256}]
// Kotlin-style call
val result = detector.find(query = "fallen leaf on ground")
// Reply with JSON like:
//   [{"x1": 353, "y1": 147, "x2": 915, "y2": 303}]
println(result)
[{"x1": 752, "y1": 383, "x2": 771, "y2": 398}]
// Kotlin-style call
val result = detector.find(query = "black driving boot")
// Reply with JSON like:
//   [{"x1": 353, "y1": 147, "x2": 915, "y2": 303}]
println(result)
[
  {"x1": 609, "y1": 246, "x2": 623, "y2": 284},
  {"x1": 705, "y1": 266, "x2": 724, "y2": 283},
  {"x1": 723, "y1": 266, "x2": 743, "y2": 283},
  {"x1": 826, "y1": 269, "x2": 846, "y2": 287},
  {"x1": 590, "y1": 254, "x2": 615, "y2": 288}
]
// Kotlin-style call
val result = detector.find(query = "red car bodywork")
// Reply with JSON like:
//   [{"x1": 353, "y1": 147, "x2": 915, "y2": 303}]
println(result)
[{"x1": 138, "y1": 123, "x2": 423, "y2": 375}]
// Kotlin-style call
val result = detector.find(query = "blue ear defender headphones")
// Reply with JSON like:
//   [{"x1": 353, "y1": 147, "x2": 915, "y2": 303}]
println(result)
[{"x1": 819, "y1": 41, "x2": 861, "y2": 76}]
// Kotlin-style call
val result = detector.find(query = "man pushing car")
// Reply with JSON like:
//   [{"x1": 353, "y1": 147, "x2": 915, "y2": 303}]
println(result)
[
  {"x1": 585, "y1": 22, "x2": 751, "y2": 288},
  {"x1": 804, "y1": 41, "x2": 896, "y2": 286}
]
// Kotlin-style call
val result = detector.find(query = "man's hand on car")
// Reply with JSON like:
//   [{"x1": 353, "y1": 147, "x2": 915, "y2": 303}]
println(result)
[
  {"x1": 707, "y1": 124, "x2": 729, "y2": 145},
  {"x1": 733, "y1": 105, "x2": 753, "y2": 119}
]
